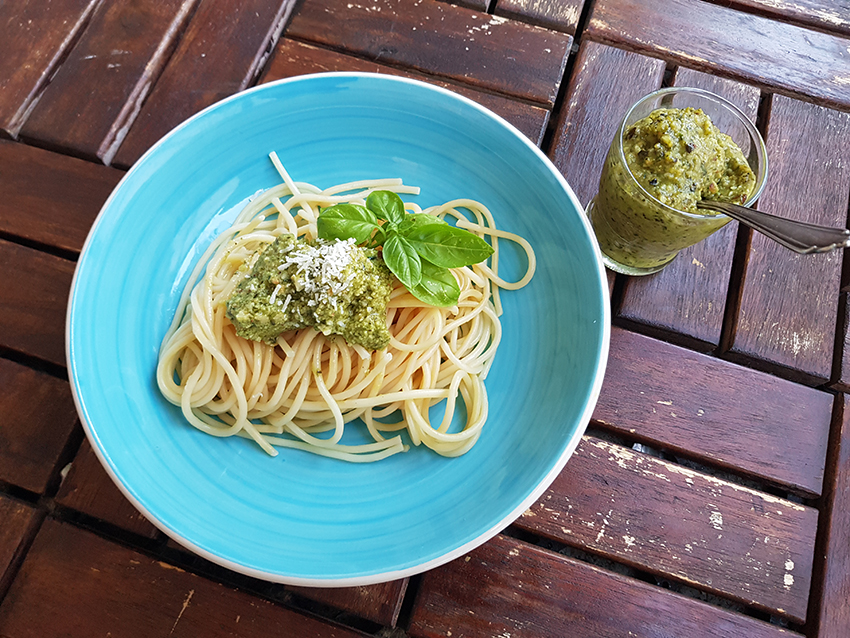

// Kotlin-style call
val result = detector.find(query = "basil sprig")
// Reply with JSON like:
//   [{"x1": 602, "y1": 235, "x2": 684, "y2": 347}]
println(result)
[{"x1": 316, "y1": 191, "x2": 493, "y2": 306}]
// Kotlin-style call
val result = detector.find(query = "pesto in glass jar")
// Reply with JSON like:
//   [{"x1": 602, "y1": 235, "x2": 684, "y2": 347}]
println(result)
[{"x1": 590, "y1": 106, "x2": 757, "y2": 272}]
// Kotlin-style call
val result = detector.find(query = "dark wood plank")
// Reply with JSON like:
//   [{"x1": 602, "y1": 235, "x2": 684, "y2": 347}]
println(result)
[
  {"x1": 0, "y1": 496, "x2": 42, "y2": 601},
  {"x1": 616, "y1": 69, "x2": 761, "y2": 348},
  {"x1": 285, "y1": 0, "x2": 572, "y2": 106},
  {"x1": 0, "y1": 140, "x2": 122, "y2": 254},
  {"x1": 447, "y1": 0, "x2": 488, "y2": 11},
  {"x1": 494, "y1": 0, "x2": 585, "y2": 33},
  {"x1": 587, "y1": 0, "x2": 850, "y2": 112},
  {"x1": 809, "y1": 395, "x2": 850, "y2": 637},
  {"x1": 0, "y1": 519, "x2": 368, "y2": 638},
  {"x1": 0, "y1": 0, "x2": 100, "y2": 138},
  {"x1": 707, "y1": 0, "x2": 850, "y2": 38},
  {"x1": 596, "y1": 327, "x2": 832, "y2": 496},
  {"x1": 517, "y1": 436, "x2": 817, "y2": 621},
  {"x1": 549, "y1": 40, "x2": 665, "y2": 208},
  {"x1": 0, "y1": 359, "x2": 79, "y2": 494},
  {"x1": 724, "y1": 95, "x2": 850, "y2": 384},
  {"x1": 409, "y1": 534, "x2": 803, "y2": 638},
  {"x1": 606, "y1": 269, "x2": 616, "y2": 296},
  {"x1": 111, "y1": 0, "x2": 296, "y2": 168},
  {"x1": 55, "y1": 438, "x2": 159, "y2": 539},
  {"x1": 20, "y1": 0, "x2": 198, "y2": 162},
  {"x1": 0, "y1": 240, "x2": 74, "y2": 366},
  {"x1": 260, "y1": 39, "x2": 550, "y2": 147},
  {"x1": 288, "y1": 580, "x2": 408, "y2": 627}
]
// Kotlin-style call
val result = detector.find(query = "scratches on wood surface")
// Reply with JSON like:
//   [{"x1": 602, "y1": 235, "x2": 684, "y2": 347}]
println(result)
[{"x1": 516, "y1": 435, "x2": 816, "y2": 621}]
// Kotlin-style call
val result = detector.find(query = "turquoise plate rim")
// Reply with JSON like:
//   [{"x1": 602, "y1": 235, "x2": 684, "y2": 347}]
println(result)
[{"x1": 65, "y1": 72, "x2": 611, "y2": 586}]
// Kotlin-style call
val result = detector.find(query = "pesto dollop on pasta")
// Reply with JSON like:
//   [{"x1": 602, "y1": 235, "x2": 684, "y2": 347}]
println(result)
[{"x1": 226, "y1": 234, "x2": 393, "y2": 350}]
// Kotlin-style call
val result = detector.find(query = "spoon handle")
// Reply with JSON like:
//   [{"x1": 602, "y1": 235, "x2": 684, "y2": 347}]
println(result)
[{"x1": 696, "y1": 201, "x2": 850, "y2": 254}]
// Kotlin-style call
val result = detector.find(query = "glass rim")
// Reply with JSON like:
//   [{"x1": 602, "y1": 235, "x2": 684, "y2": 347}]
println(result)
[{"x1": 616, "y1": 86, "x2": 769, "y2": 221}]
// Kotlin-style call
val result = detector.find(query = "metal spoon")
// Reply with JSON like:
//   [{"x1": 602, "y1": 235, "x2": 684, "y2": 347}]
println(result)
[{"x1": 696, "y1": 200, "x2": 850, "y2": 254}]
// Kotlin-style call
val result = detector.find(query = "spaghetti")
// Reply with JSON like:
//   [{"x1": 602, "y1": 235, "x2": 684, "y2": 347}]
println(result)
[{"x1": 156, "y1": 153, "x2": 536, "y2": 461}]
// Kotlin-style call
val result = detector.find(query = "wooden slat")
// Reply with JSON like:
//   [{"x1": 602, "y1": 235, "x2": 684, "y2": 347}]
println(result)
[
  {"x1": 285, "y1": 0, "x2": 572, "y2": 106},
  {"x1": 451, "y1": 0, "x2": 488, "y2": 11},
  {"x1": 55, "y1": 439, "x2": 159, "y2": 539},
  {"x1": 616, "y1": 69, "x2": 760, "y2": 348},
  {"x1": 494, "y1": 0, "x2": 585, "y2": 33},
  {"x1": 595, "y1": 327, "x2": 832, "y2": 496},
  {"x1": 0, "y1": 0, "x2": 100, "y2": 138},
  {"x1": 0, "y1": 359, "x2": 79, "y2": 494},
  {"x1": 707, "y1": 0, "x2": 850, "y2": 38},
  {"x1": 111, "y1": 0, "x2": 296, "y2": 168},
  {"x1": 0, "y1": 140, "x2": 122, "y2": 254},
  {"x1": 548, "y1": 40, "x2": 665, "y2": 208},
  {"x1": 724, "y1": 95, "x2": 850, "y2": 384},
  {"x1": 0, "y1": 240, "x2": 74, "y2": 366},
  {"x1": 0, "y1": 496, "x2": 42, "y2": 600},
  {"x1": 408, "y1": 534, "x2": 803, "y2": 638},
  {"x1": 20, "y1": 0, "x2": 198, "y2": 162},
  {"x1": 810, "y1": 395, "x2": 850, "y2": 637},
  {"x1": 0, "y1": 519, "x2": 368, "y2": 638},
  {"x1": 606, "y1": 269, "x2": 616, "y2": 296},
  {"x1": 587, "y1": 0, "x2": 850, "y2": 112},
  {"x1": 260, "y1": 39, "x2": 550, "y2": 147},
  {"x1": 517, "y1": 436, "x2": 817, "y2": 621},
  {"x1": 288, "y1": 580, "x2": 408, "y2": 627}
]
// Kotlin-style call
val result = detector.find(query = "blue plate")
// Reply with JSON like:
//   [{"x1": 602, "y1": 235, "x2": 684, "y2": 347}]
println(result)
[{"x1": 66, "y1": 73, "x2": 610, "y2": 586}]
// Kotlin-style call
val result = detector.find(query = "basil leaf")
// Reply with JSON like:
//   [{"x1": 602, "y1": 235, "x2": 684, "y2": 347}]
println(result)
[
  {"x1": 404, "y1": 224, "x2": 494, "y2": 268},
  {"x1": 396, "y1": 213, "x2": 447, "y2": 235},
  {"x1": 410, "y1": 260, "x2": 460, "y2": 307},
  {"x1": 383, "y1": 232, "x2": 422, "y2": 289},
  {"x1": 366, "y1": 190, "x2": 406, "y2": 225},
  {"x1": 317, "y1": 203, "x2": 380, "y2": 244}
]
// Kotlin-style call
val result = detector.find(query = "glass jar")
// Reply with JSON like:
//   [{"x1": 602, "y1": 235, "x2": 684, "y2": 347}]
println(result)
[{"x1": 586, "y1": 87, "x2": 768, "y2": 276}]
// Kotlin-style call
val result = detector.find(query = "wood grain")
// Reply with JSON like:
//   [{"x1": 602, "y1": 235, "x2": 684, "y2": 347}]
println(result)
[
  {"x1": 0, "y1": 496, "x2": 42, "y2": 601},
  {"x1": 516, "y1": 436, "x2": 817, "y2": 621},
  {"x1": 260, "y1": 39, "x2": 550, "y2": 146},
  {"x1": 548, "y1": 40, "x2": 665, "y2": 208},
  {"x1": 0, "y1": 240, "x2": 74, "y2": 366},
  {"x1": 55, "y1": 438, "x2": 159, "y2": 539},
  {"x1": 0, "y1": 519, "x2": 369, "y2": 638},
  {"x1": 616, "y1": 69, "x2": 760, "y2": 348},
  {"x1": 288, "y1": 580, "x2": 408, "y2": 627},
  {"x1": 111, "y1": 0, "x2": 296, "y2": 168},
  {"x1": 587, "y1": 0, "x2": 850, "y2": 112},
  {"x1": 707, "y1": 0, "x2": 850, "y2": 38},
  {"x1": 809, "y1": 395, "x2": 850, "y2": 637},
  {"x1": 0, "y1": 0, "x2": 100, "y2": 138},
  {"x1": 0, "y1": 139, "x2": 122, "y2": 254},
  {"x1": 595, "y1": 327, "x2": 832, "y2": 496},
  {"x1": 724, "y1": 95, "x2": 850, "y2": 384},
  {"x1": 494, "y1": 0, "x2": 585, "y2": 33},
  {"x1": 285, "y1": 0, "x2": 572, "y2": 106},
  {"x1": 408, "y1": 534, "x2": 803, "y2": 638},
  {"x1": 20, "y1": 0, "x2": 198, "y2": 161},
  {"x1": 0, "y1": 359, "x2": 79, "y2": 494}
]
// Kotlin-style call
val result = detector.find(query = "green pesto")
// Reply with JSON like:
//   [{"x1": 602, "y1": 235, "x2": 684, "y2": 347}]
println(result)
[
  {"x1": 622, "y1": 107, "x2": 754, "y2": 212},
  {"x1": 591, "y1": 107, "x2": 756, "y2": 270},
  {"x1": 225, "y1": 234, "x2": 394, "y2": 350}
]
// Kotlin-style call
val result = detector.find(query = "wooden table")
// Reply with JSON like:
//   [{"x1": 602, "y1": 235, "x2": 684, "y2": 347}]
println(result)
[{"x1": 1, "y1": 0, "x2": 849, "y2": 636}]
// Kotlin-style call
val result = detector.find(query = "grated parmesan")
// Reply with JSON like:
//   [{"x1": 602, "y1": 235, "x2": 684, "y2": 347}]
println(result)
[{"x1": 278, "y1": 238, "x2": 358, "y2": 302}]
